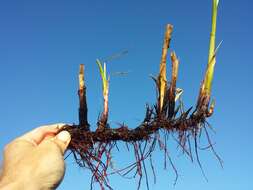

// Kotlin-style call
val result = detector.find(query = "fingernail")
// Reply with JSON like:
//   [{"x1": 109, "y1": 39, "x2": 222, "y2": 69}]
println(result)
[
  {"x1": 55, "y1": 123, "x2": 69, "y2": 130},
  {"x1": 56, "y1": 131, "x2": 71, "y2": 144}
]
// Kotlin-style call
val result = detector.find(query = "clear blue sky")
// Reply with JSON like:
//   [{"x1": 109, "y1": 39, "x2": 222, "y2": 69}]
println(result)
[{"x1": 0, "y1": 0, "x2": 252, "y2": 189}]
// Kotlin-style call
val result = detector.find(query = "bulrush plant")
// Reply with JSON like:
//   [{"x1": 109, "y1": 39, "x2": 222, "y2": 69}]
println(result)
[{"x1": 62, "y1": 0, "x2": 223, "y2": 189}]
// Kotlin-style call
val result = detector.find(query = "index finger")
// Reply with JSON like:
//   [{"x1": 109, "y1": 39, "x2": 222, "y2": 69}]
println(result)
[{"x1": 16, "y1": 123, "x2": 68, "y2": 146}]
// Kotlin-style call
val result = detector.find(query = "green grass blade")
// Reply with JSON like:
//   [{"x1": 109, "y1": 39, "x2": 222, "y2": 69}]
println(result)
[{"x1": 96, "y1": 59, "x2": 108, "y2": 96}]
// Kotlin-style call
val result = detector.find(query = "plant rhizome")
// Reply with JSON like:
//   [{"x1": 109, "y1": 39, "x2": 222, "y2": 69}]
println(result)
[{"x1": 62, "y1": 1, "x2": 222, "y2": 189}]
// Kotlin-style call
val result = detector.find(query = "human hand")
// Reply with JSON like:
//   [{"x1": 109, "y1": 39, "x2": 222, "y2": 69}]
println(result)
[{"x1": 0, "y1": 123, "x2": 71, "y2": 190}]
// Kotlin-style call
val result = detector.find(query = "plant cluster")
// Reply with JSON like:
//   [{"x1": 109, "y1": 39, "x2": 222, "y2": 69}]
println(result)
[{"x1": 62, "y1": 1, "x2": 222, "y2": 189}]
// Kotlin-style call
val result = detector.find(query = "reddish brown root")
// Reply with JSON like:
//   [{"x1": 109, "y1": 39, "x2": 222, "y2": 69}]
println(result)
[{"x1": 62, "y1": 102, "x2": 221, "y2": 190}]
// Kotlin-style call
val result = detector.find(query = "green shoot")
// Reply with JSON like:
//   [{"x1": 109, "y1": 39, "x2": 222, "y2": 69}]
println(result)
[
  {"x1": 96, "y1": 59, "x2": 109, "y2": 97},
  {"x1": 203, "y1": 0, "x2": 219, "y2": 95}
]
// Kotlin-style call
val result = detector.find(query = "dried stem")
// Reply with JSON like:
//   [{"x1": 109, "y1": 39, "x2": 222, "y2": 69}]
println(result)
[
  {"x1": 158, "y1": 24, "x2": 173, "y2": 112},
  {"x1": 78, "y1": 64, "x2": 89, "y2": 130},
  {"x1": 167, "y1": 51, "x2": 179, "y2": 118}
]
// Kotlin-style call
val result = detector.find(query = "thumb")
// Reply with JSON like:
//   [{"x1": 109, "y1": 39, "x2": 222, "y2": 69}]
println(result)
[{"x1": 53, "y1": 131, "x2": 71, "y2": 154}]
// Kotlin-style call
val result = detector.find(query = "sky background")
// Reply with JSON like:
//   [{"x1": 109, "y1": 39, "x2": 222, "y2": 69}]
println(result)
[{"x1": 0, "y1": 0, "x2": 252, "y2": 189}]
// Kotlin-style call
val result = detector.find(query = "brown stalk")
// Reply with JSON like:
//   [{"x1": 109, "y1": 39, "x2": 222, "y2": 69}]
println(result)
[
  {"x1": 158, "y1": 24, "x2": 173, "y2": 113},
  {"x1": 168, "y1": 51, "x2": 179, "y2": 118},
  {"x1": 195, "y1": 84, "x2": 211, "y2": 117},
  {"x1": 78, "y1": 64, "x2": 90, "y2": 130}
]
